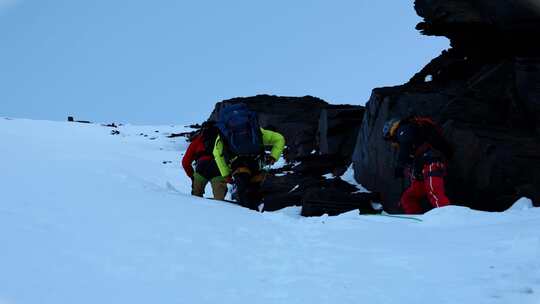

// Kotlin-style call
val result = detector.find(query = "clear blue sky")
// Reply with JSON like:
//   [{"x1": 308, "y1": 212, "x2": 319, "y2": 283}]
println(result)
[{"x1": 1, "y1": 0, "x2": 448, "y2": 124}]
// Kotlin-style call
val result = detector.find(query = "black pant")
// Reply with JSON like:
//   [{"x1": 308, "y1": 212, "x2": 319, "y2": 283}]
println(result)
[
  {"x1": 230, "y1": 157, "x2": 264, "y2": 210},
  {"x1": 233, "y1": 173, "x2": 263, "y2": 210},
  {"x1": 195, "y1": 158, "x2": 221, "y2": 180}
]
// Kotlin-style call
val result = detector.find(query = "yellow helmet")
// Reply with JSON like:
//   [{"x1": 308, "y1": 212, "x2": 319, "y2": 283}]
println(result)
[{"x1": 382, "y1": 118, "x2": 401, "y2": 140}]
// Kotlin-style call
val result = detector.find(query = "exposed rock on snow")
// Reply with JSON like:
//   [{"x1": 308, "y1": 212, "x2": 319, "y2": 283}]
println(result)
[
  {"x1": 206, "y1": 94, "x2": 374, "y2": 216},
  {"x1": 208, "y1": 94, "x2": 364, "y2": 164}
]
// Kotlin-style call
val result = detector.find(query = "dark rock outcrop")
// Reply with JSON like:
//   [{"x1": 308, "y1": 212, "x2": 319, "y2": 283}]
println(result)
[
  {"x1": 353, "y1": 2, "x2": 540, "y2": 213},
  {"x1": 209, "y1": 95, "x2": 364, "y2": 166},
  {"x1": 300, "y1": 188, "x2": 380, "y2": 217},
  {"x1": 260, "y1": 169, "x2": 379, "y2": 216},
  {"x1": 209, "y1": 95, "x2": 328, "y2": 160},
  {"x1": 319, "y1": 105, "x2": 365, "y2": 165},
  {"x1": 414, "y1": 0, "x2": 540, "y2": 55},
  {"x1": 206, "y1": 95, "x2": 375, "y2": 215}
]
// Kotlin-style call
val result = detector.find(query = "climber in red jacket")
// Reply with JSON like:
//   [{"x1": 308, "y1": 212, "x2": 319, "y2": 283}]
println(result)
[
  {"x1": 383, "y1": 116, "x2": 454, "y2": 214},
  {"x1": 182, "y1": 121, "x2": 227, "y2": 200}
]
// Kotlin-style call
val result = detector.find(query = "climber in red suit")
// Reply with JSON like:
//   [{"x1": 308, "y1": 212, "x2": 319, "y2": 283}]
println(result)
[{"x1": 383, "y1": 116, "x2": 454, "y2": 214}]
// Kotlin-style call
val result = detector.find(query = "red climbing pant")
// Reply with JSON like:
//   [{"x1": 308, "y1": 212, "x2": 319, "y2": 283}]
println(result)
[{"x1": 400, "y1": 162, "x2": 451, "y2": 214}]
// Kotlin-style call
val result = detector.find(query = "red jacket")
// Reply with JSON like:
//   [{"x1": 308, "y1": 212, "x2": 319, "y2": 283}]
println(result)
[{"x1": 182, "y1": 135, "x2": 213, "y2": 178}]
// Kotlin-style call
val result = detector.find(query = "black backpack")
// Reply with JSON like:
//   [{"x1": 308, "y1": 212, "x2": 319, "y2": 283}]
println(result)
[
  {"x1": 200, "y1": 123, "x2": 219, "y2": 156},
  {"x1": 216, "y1": 104, "x2": 263, "y2": 158}
]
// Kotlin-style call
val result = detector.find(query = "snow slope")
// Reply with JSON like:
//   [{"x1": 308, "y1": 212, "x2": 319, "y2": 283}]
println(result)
[{"x1": 1, "y1": 118, "x2": 540, "y2": 304}]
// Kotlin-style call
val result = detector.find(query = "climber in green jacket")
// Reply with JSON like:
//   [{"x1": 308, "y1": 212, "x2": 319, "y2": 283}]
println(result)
[
  {"x1": 213, "y1": 119, "x2": 285, "y2": 211},
  {"x1": 213, "y1": 128, "x2": 285, "y2": 178}
]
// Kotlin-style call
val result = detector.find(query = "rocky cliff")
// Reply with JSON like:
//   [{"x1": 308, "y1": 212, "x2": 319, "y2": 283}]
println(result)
[{"x1": 353, "y1": 0, "x2": 540, "y2": 213}]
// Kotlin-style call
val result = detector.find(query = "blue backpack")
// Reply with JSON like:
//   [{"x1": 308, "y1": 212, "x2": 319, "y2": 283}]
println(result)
[{"x1": 217, "y1": 104, "x2": 264, "y2": 158}]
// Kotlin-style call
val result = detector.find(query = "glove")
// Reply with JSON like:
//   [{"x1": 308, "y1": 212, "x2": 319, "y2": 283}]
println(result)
[
  {"x1": 394, "y1": 166, "x2": 405, "y2": 179},
  {"x1": 224, "y1": 176, "x2": 233, "y2": 184},
  {"x1": 264, "y1": 155, "x2": 276, "y2": 166}
]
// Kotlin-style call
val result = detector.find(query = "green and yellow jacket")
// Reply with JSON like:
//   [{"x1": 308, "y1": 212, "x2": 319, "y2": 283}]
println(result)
[{"x1": 213, "y1": 128, "x2": 285, "y2": 177}]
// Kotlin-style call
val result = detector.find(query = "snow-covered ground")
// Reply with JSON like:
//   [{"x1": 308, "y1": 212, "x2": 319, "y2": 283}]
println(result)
[{"x1": 1, "y1": 118, "x2": 539, "y2": 304}]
